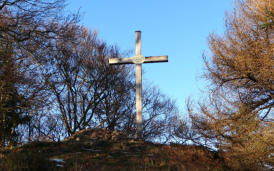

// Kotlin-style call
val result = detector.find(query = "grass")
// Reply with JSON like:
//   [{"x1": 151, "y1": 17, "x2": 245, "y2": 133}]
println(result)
[{"x1": 0, "y1": 130, "x2": 229, "y2": 170}]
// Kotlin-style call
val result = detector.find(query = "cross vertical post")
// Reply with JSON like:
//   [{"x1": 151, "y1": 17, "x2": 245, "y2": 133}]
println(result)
[
  {"x1": 108, "y1": 31, "x2": 168, "y2": 139},
  {"x1": 135, "y1": 31, "x2": 142, "y2": 138}
]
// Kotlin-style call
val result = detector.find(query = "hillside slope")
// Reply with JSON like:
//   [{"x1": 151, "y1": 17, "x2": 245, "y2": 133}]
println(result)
[{"x1": 0, "y1": 129, "x2": 228, "y2": 171}]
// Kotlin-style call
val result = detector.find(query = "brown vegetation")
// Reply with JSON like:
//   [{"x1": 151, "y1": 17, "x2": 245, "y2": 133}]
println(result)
[
  {"x1": 0, "y1": 129, "x2": 228, "y2": 171},
  {"x1": 180, "y1": 0, "x2": 274, "y2": 170}
]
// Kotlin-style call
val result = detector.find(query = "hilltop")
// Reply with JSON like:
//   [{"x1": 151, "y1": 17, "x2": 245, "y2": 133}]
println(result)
[{"x1": 0, "y1": 129, "x2": 228, "y2": 171}]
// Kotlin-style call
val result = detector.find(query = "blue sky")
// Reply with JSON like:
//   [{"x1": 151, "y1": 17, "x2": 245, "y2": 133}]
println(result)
[{"x1": 66, "y1": 0, "x2": 234, "y2": 111}]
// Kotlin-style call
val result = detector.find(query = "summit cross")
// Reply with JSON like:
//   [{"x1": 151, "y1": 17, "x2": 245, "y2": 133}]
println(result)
[{"x1": 108, "y1": 31, "x2": 168, "y2": 139}]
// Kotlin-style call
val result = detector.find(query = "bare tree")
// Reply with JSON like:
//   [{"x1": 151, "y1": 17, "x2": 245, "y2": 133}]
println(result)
[
  {"x1": 0, "y1": 0, "x2": 67, "y2": 145},
  {"x1": 0, "y1": 0, "x2": 64, "y2": 42},
  {"x1": 112, "y1": 84, "x2": 179, "y2": 142},
  {"x1": 1, "y1": 0, "x2": 180, "y2": 144},
  {"x1": 141, "y1": 86, "x2": 179, "y2": 142},
  {"x1": 41, "y1": 23, "x2": 180, "y2": 140},
  {"x1": 40, "y1": 24, "x2": 132, "y2": 136}
]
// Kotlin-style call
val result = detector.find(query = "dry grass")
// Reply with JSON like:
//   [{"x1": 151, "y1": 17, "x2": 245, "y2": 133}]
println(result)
[{"x1": 0, "y1": 129, "x2": 228, "y2": 171}]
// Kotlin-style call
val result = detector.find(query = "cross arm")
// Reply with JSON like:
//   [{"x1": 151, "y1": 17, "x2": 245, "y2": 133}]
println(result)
[
  {"x1": 144, "y1": 56, "x2": 168, "y2": 63},
  {"x1": 109, "y1": 57, "x2": 134, "y2": 65}
]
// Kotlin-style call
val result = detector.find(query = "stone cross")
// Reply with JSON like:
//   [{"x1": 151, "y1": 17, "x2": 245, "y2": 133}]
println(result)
[{"x1": 108, "y1": 31, "x2": 168, "y2": 138}]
